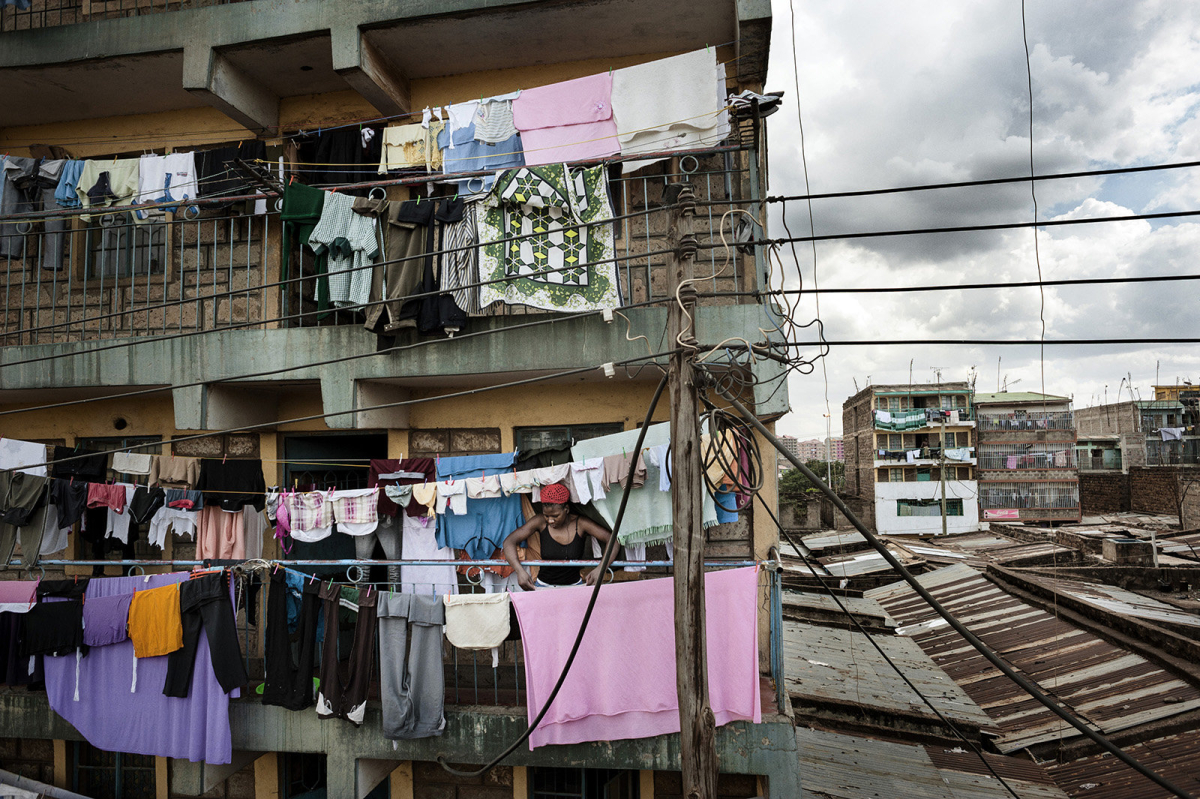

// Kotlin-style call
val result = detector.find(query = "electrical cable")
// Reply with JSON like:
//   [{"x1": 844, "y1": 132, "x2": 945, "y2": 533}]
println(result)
[
  {"x1": 755, "y1": 495, "x2": 1022, "y2": 799},
  {"x1": 771, "y1": 338, "x2": 1200, "y2": 346},
  {"x1": 764, "y1": 158, "x2": 1200, "y2": 204},
  {"x1": 5, "y1": 349, "x2": 678, "y2": 475},
  {"x1": 714, "y1": 384, "x2": 1197, "y2": 799},
  {"x1": 436, "y1": 369, "x2": 670, "y2": 777},
  {"x1": 706, "y1": 272, "x2": 1200, "y2": 296},
  {"x1": 754, "y1": 207, "x2": 1200, "y2": 245}
]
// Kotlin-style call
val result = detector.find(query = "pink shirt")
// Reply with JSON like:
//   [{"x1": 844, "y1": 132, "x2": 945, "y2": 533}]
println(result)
[{"x1": 511, "y1": 566, "x2": 761, "y2": 749}]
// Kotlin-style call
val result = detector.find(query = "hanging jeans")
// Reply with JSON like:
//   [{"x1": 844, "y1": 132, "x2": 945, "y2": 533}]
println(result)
[
  {"x1": 316, "y1": 584, "x2": 377, "y2": 726},
  {"x1": 378, "y1": 591, "x2": 446, "y2": 739},
  {"x1": 352, "y1": 513, "x2": 402, "y2": 586},
  {"x1": 163, "y1": 572, "x2": 248, "y2": 698},
  {"x1": 261, "y1": 570, "x2": 321, "y2": 710}
]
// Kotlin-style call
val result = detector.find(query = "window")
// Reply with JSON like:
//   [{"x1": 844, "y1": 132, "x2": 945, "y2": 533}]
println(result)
[
  {"x1": 890, "y1": 468, "x2": 905, "y2": 482},
  {"x1": 72, "y1": 742, "x2": 156, "y2": 799},
  {"x1": 897, "y1": 498, "x2": 964, "y2": 517},
  {"x1": 78, "y1": 436, "x2": 163, "y2": 482},
  {"x1": 515, "y1": 423, "x2": 623, "y2": 452},
  {"x1": 85, "y1": 217, "x2": 167, "y2": 279},
  {"x1": 530, "y1": 767, "x2": 639, "y2": 798}
]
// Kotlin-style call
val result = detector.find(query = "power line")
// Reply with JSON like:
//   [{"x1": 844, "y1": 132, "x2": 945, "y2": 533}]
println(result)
[
  {"x1": 7, "y1": 349, "x2": 678, "y2": 475},
  {"x1": 759, "y1": 208, "x2": 1200, "y2": 245},
  {"x1": 764, "y1": 159, "x2": 1200, "y2": 204},
  {"x1": 706, "y1": 272, "x2": 1200, "y2": 297},
  {"x1": 775, "y1": 338, "x2": 1200, "y2": 346}
]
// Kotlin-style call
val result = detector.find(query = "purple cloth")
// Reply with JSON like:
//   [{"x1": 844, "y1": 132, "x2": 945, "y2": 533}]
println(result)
[
  {"x1": 82, "y1": 593, "x2": 132, "y2": 647},
  {"x1": 44, "y1": 573, "x2": 237, "y2": 764}
]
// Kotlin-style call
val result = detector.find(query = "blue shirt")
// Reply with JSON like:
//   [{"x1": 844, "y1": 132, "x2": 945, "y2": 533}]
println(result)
[
  {"x1": 438, "y1": 123, "x2": 524, "y2": 195},
  {"x1": 435, "y1": 452, "x2": 526, "y2": 559}
]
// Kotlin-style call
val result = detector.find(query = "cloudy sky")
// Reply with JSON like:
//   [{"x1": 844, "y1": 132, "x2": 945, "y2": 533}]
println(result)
[{"x1": 766, "y1": 0, "x2": 1200, "y2": 440}]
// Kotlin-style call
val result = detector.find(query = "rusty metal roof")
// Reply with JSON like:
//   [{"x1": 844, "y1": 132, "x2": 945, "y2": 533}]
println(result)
[
  {"x1": 1045, "y1": 728, "x2": 1200, "y2": 799},
  {"x1": 1021, "y1": 574, "x2": 1200, "y2": 630},
  {"x1": 795, "y1": 726, "x2": 1070, "y2": 798},
  {"x1": 864, "y1": 564, "x2": 1200, "y2": 754},
  {"x1": 783, "y1": 619, "x2": 995, "y2": 733}
]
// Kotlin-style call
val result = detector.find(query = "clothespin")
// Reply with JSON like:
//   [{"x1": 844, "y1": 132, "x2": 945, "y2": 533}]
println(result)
[{"x1": 222, "y1": 454, "x2": 227, "y2": 464}]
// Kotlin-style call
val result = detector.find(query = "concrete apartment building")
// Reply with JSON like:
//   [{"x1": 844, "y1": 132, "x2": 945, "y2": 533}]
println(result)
[
  {"x1": 0, "y1": 1, "x2": 800, "y2": 797},
  {"x1": 842, "y1": 382, "x2": 979, "y2": 535},
  {"x1": 824, "y1": 436, "x2": 843, "y2": 461},
  {"x1": 973, "y1": 391, "x2": 1080, "y2": 524}
]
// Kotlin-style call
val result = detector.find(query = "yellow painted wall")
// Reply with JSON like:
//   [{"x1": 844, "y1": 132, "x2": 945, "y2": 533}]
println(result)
[{"x1": 0, "y1": 47, "x2": 732, "y2": 158}]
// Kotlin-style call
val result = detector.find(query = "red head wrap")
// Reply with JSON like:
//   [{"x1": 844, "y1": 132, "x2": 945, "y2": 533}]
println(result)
[{"x1": 540, "y1": 483, "x2": 570, "y2": 505}]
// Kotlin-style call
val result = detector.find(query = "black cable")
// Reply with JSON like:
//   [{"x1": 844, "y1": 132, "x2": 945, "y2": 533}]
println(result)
[
  {"x1": 706, "y1": 272, "x2": 1200, "y2": 297},
  {"x1": 715, "y1": 385, "x2": 1196, "y2": 799},
  {"x1": 5, "y1": 350, "x2": 678, "y2": 475},
  {"x1": 437, "y1": 370, "x2": 670, "y2": 777},
  {"x1": 757, "y1": 207, "x2": 1200, "y2": 244},
  {"x1": 754, "y1": 495, "x2": 1022, "y2": 799},
  {"x1": 773, "y1": 337, "x2": 1200, "y2": 346},
  {"x1": 764, "y1": 159, "x2": 1200, "y2": 204},
  {"x1": 0, "y1": 295, "x2": 674, "y2": 419}
]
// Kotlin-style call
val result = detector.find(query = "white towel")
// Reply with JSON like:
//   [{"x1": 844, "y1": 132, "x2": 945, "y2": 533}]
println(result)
[
  {"x1": 111, "y1": 451, "x2": 152, "y2": 475},
  {"x1": 611, "y1": 48, "x2": 722, "y2": 172}
]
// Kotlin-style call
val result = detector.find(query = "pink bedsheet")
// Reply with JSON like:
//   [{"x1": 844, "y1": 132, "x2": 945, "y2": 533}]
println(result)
[{"x1": 511, "y1": 566, "x2": 761, "y2": 749}]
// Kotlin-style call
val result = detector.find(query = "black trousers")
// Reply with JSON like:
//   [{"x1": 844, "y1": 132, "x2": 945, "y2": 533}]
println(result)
[
  {"x1": 163, "y1": 573, "x2": 248, "y2": 698},
  {"x1": 261, "y1": 570, "x2": 320, "y2": 710},
  {"x1": 316, "y1": 584, "x2": 377, "y2": 726}
]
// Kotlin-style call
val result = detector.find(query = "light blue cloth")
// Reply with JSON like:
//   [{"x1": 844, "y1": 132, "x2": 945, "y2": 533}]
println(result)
[
  {"x1": 571, "y1": 423, "x2": 719, "y2": 546},
  {"x1": 2, "y1": 0, "x2": 32, "y2": 9},
  {"x1": 438, "y1": 123, "x2": 524, "y2": 194},
  {"x1": 54, "y1": 160, "x2": 85, "y2": 208},
  {"x1": 435, "y1": 452, "x2": 525, "y2": 559}
]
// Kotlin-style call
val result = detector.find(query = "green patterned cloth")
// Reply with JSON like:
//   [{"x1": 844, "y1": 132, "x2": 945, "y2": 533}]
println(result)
[{"x1": 478, "y1": 164, "x2": 620, "y2": 312}]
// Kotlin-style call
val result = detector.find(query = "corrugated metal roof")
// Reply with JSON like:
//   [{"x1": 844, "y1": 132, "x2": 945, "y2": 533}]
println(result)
[
  {"x1": 816, "y1": 544, "x2": 923, "y2": 576},
  {"x1": 783, "y1": 619, "x2": 995, "y2": 732},
  {"x1": 801, "y1": 530, "x2": 867, "y2": 551},
  {"x1": 974, "y1": 392, "x2": 1070, "y2": 404},
  {"x1": 795, "y1": 726, "x2": 1071, "y2": 798},
  {"x1": 1026, "y1": 575, "x2": 1200, "y2": 629},
  {"x1": 783, "y1": 590, "x2": 898, "y2": 628},
  {"x1": 1045, "y1": 728, "x2": 1200, "y2": 799},
  {"x1": 864, "y1": 564, "x2": 1200, "y2": 754}
]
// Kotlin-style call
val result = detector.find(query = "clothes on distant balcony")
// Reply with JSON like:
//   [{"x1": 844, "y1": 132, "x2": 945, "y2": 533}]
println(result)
[
  {"x1": 127, "y1": 583, "x2": 184, "y2": 659},
  {"x1": 513, "y1": 73, "x2": 620, "y2": 166},
  {"x1": 316, "y1": 584, "x2": 377, "y2": 726},
  {"x1": 148, "y1": 455, "x2": 201, "y2": 490},
  {"x1": 164, "y1": 572, "x2": 248, "y2": 698},
  {"x1": 308, "y1": 190, "x2": 378, "y2": 309},
  {"x1": 197, "y1": 459, "x2": 266, "y2": 511}
]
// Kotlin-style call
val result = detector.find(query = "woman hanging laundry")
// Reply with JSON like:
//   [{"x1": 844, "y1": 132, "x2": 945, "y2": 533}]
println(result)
[{"x1": 501, "y1": 483, "x2": 610, "y2": 590}]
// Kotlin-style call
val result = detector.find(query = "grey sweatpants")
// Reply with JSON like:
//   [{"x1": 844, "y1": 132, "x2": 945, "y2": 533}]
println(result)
[
  {"x1": 352, "y1": 514, "x2": 402, "y2": 586},
  {"x1": 377, "y1": 591, "x2": 445, "y2": 739}
]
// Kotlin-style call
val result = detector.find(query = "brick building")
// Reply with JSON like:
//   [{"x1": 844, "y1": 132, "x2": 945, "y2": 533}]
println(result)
[{"x1": 842, "y1": 382, "x2": 978, "y2": 535}]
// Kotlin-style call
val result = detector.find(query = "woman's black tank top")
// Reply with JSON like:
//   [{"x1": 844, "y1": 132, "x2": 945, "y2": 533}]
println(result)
[{"x1": 538, "y1": 518, "x2": 585, "y2": 585}]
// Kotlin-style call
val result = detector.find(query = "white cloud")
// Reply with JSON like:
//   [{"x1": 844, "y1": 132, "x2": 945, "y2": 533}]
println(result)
[{"x1": 766, "y1": 0, "x2": 1200, "y2": 438}]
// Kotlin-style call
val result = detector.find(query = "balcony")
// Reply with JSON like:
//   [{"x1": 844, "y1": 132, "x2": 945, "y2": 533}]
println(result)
[
  {"x1": 976, "y1": 443, "x2": 1076, "y2": 471},
  {"x1": 1, "y1": 0, "x2": 251, "y2": 32},
  {"x1": 874, "y1": 446, "x2": 975, "y2": 468},
  {"x1": 979, "y1": 480, "x2": 1080, "y2": 520},
  {"x1": 873, "y1": 407, "x2": 974, "y2": 432},
  {"x1": 1077, "y1": 452, "x2": 1123, "y2": 471},
  {"x1": 977, "y1": 411, "x2": 1073, "y2": 432},
  {"x1": 1146, "y1": 440, "x2": 1200, "y2": 466},
  {"x1": 0, "y1": 144, "x2": 759, "y2": 348}
]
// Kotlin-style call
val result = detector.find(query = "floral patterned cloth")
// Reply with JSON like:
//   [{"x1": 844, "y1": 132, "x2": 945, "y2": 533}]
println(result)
[{"x1": 478, "y1": 164, "x2": 619, "y2": 312}]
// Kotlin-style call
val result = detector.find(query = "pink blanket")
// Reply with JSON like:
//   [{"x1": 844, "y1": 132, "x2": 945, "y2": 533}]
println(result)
[
  {"x1": 513, "y1": 72, "x2": 620, "y2": 166},
  {"x1": 511, "y1": 566, "x2": 760, "y2": 749}
]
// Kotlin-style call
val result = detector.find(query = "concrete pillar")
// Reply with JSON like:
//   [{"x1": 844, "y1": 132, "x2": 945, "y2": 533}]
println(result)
[
  {"x1": 183, "y1": 45, "x2": 279, "y2": 133},
  {"x1": 331, "y1": 24, "x2": 411, "y2": 117},
  {"x1": 253, "y1": 753, "x2": 279, "y2": 799},
  {"x1": 389, "y1": 762, "x2": 413, "y2": 799}
]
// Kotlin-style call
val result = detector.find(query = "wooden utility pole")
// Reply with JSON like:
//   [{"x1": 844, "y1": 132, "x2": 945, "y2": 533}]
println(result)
[{"x1": 665, "y1": 180, "x2": 717, "y2": 798}]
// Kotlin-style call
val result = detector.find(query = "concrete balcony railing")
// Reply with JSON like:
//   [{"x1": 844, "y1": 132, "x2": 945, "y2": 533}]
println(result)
[
  {"x1": 978, "y1": 411, "x2": 1074, "y2": 432},
  {"x1": 0, "y1": 146, "x2": 762, "y2": 347},
  {"x1": 0, "y1": 0, "x2": 254, "y2": 33}
]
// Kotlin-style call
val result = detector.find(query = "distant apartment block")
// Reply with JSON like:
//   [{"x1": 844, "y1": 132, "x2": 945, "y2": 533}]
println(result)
[
  {"x1": 1076, "y1": 392, "x2": 1200, "y2": 470},
  {"x1": 843, "y1": 383, "x2": 978, "y2": 535},
  {"x1": 974, "y1": 392, "x2": 1080, "y2": 523}
]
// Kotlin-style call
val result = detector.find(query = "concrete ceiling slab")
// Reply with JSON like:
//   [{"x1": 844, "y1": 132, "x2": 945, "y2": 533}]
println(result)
[
  {"x1": 365, "y1": 0, "x2": 736, "y2": 78},
  {"x1": 0, "y1": 51, "x2": 203, "y2": 128},
  {"x1": 219, "y1": 34, "x2": 345, "y2": 98}
]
